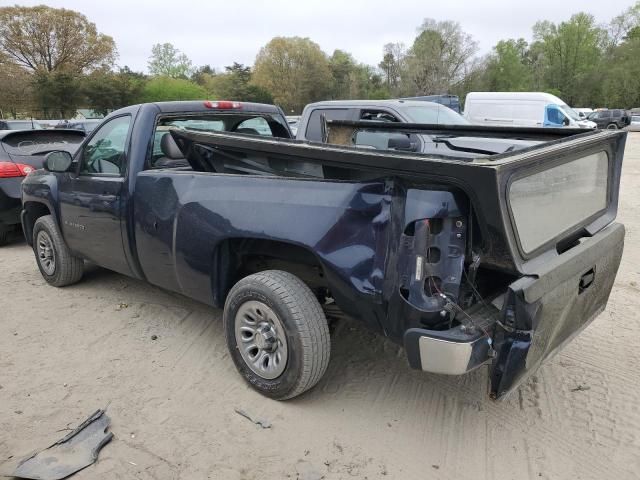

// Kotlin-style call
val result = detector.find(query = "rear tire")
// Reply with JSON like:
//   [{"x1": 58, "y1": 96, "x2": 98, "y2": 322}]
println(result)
[
  {"x1": 606, "y1": 123, "x2": 618, "y2": 130},
  {"x1": 223, "y1": 270, "x2": 330, "y2": 400},
  {"x1": 32, "y1": 215, "x2": 83, "y2": 287}
]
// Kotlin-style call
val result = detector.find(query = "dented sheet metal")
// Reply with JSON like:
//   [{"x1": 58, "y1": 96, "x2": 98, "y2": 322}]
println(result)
[
  {"x1": 490, "y1": 223, "x2": 625, "y2": 398},
  {"x1": 2, "y1": 409, "x2": 113, "y2": 480}
]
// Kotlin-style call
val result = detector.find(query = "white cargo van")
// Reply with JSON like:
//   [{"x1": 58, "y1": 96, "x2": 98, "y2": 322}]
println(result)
[{"x1": 464, "y1": 92, "x2": 596, "y2": 129}]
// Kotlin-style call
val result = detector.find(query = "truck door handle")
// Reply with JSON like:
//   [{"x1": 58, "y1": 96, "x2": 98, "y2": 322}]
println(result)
[{"x1": 579, "y1": 268, "x2": 595, "y2": 293}]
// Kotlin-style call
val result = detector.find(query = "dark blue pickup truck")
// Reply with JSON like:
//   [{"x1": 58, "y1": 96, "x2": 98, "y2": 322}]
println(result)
[{"x1": 21, "y1": 100, "x2": 626, "y2": 401}]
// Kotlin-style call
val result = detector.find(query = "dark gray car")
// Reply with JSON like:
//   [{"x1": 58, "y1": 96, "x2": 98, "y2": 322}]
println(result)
[{"x1": 587, "y1": 109, "x2": 631, "y2": 129}]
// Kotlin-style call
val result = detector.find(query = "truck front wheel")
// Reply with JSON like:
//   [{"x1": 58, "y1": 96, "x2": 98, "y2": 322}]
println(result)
[
  {"x1": 32, "y1": 215, "x2": 83, "y2": 287},
  {"x1": 223, "y1": 270, "x2": 331, "y2": 400}
]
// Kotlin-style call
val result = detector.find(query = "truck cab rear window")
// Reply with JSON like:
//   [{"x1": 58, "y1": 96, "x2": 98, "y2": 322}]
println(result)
[{"x1": 150, "y1": 113, "x2": 289, "y2": 169}]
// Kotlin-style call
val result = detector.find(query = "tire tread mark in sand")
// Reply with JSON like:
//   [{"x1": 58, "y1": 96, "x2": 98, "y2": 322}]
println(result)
[
  {"x1": 170, "y1": 311, "x2": 221, "y2": 369},
  {"x1": 417, "y1": 369, "x2": 635, "y2": 480}
]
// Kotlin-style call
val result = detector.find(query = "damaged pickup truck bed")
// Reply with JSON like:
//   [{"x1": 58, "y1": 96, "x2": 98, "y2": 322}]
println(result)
[{"x1": 21, "y1": 101, "x2": 626, "y2": 400}]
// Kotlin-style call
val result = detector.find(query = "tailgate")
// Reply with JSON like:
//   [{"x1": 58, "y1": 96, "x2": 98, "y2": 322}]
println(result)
[{"x1": 490, "y1": 222, "x2": 624, "y2": 398}]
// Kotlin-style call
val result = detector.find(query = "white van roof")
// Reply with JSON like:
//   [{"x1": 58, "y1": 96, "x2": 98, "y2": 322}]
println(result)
[{"x1": 465, "y1": 92, "x2": 567, "y2": 104}]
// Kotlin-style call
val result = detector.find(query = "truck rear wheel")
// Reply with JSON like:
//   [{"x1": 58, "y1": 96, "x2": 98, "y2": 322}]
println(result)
[
  {"x1": 606, "y1": 123, "x2": 618, "y2": 130},
  {"x1": 32, "y1": 215, "x2": 83, "y2": 287},
  {"x1": 223, "y1": 270, "x2": 330, "y2": 400}
]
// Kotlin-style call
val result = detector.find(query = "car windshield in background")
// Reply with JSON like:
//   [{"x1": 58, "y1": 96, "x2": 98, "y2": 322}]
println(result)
[
  {"x1": 632, "y1": 116, "x2": 640, "y2": 123},
  {"x1": 400, "y1": 105, "x2": 469, "y2": 125},
  {"x1": 560, "y1": 105, "x2": 581, "y2": 121}
]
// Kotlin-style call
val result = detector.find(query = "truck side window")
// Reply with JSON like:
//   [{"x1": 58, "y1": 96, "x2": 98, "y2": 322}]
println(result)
[
  {"x1": 79, "y1": 115, "x2": 131, "y2": 176},
  {"x1": 305, "y1": 109, "x2": 353, "y2": 142}
]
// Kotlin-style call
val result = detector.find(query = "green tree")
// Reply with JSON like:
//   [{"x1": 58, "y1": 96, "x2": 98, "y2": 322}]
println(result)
[
  {"x1": 252, "y1": 37, "x2": 332, "y2": 113},
  {"x1": 202, "y1": 63, "x2": 273, "y2": 103},
  {"x1": 0, "y1": 5, "x2": 116, "y2": 73},
  {"x1": 32, "y1": 71, "x2": 84, "y2": 118},
  {"x1": 405, "y1": 19, "x2": 478, "y2": 95},
  {"x1": 378, "y1": 43, "x2": 406, "y2": 95},
  {"x1": 532, "y1": 13, "x2": 607, "y2": 105},
  {"x1": 191, "y1": 64, "x2": 215, "y2": 85},
  {"x1": 608, "y1": 1, "x2": 640, "y2": 46},
  {"x1": 483, "y1": 39, "x2": 532, "y2": 91},
  {"x1": 601, "y1": 34, "x2": 640, "y2": 108},
  {"x1": 0, "y1": 60, "x2": 34, "y2": 118},
  {"x1": 140, "y1": 76, "x2": 206, "y2": 102},
  {"x1": 148, "y1": 43, "x2": 193, "y2": 78},
  {"x1": 83, "y1": 67, "x2": 146, "y2": 115},
  {"x1": 328, "y1": 49, "x2": 356, "y2": 99}
]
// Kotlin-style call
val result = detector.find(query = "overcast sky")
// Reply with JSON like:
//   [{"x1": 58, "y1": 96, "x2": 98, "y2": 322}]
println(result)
[{"x1": 8, "y1": 0, "x2": 638, "y2": 72}]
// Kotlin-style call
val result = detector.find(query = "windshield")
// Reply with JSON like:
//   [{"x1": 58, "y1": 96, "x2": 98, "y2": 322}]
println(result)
[
  {"x1": 559, "y1": 105, "x2": 580, "y2": 121},
  {"x1": 632, "y1": 116, "x2": 640, "y2": 122},
  {"x1": 400, "y1": 105, "x2": 469, "y2": 125}
]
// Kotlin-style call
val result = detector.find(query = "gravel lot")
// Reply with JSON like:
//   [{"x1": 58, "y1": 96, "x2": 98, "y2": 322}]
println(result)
[{"x1": 1, "y1": 133, "x2": 639, "y2": 480}]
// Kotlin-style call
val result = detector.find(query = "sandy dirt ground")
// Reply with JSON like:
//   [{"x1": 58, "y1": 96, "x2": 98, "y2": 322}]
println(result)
[{"x1": 1, "y1": 134, "x2": 640, "y2": 480}]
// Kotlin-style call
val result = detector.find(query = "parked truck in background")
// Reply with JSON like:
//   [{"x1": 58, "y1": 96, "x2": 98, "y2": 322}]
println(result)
[
  {"x1": 21, "y1": 100, "x2": 626, "y2": 401},
  {"x1": 296, "y1": 99, "x2": 541, "y2": 158}
]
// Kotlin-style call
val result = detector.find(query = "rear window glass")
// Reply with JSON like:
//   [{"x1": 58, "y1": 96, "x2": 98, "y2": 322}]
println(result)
[
  {"x1": 151, "y1": 113, "x2": 290, "y2": 167},
  {"x1": 1, "y1": 131, "x2": 85, "y2": 156},
  {"x1": 166, "y1": 119, "x2": 225, "y2": 132}
]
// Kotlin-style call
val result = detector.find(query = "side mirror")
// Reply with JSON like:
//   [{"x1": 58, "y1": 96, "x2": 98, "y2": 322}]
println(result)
[
  {"x1": 387, "y1": 134, "x2": 414, "y2": 151},
  {"x1": 44, "y1": 151, "x2": 73, "y2": 172},
  {"x1": 562, "y1": 117, "x2": 570, "y2": 126}
]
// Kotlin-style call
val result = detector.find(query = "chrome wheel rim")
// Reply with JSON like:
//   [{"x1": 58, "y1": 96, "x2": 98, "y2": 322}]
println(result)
[
  {"x1": 235, "y1": 300, "x2": 288, "y2": 379},
  {"x1": 36, "y1": 231, "x2": 55, "y2": 276}
]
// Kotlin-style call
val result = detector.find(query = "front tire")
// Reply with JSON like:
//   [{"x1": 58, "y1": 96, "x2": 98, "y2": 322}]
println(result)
[
  {"x1": 223, "y1": 270, "x2": 330, "y2": 400},
  {"x1": 606, "y1": 123, "x2": 618, "y2": 130},
  {"x1": 32, "y1": 215, "x2": 83, "y2": 287}
]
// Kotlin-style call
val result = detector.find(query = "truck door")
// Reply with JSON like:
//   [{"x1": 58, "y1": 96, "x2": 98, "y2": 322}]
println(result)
[
  {"x1": 58, "y1": 114, "x2": 133, "y2": 275},
  {"x1": 544, "y1": 104, "x2": 569, "y2": 127}
]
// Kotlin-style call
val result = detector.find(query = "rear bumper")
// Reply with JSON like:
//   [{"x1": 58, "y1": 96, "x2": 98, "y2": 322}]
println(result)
[{"x1": 404, "y1": 303, "x2": 499, "y2": 375}]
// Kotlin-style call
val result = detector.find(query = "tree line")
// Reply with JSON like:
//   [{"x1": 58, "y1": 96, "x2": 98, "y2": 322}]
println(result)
[{"x1": 0, "y1": 3, "x2": 639, "y2": 119}]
